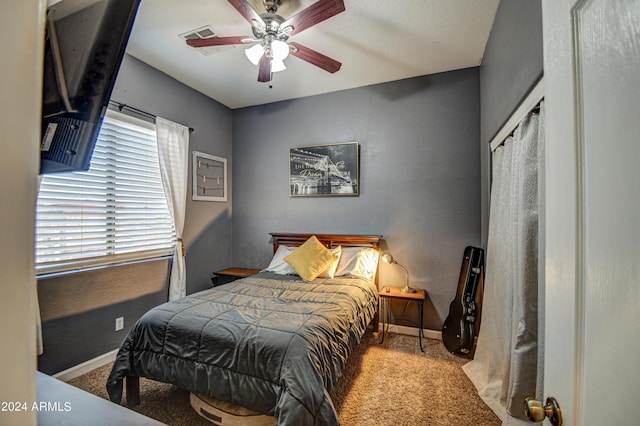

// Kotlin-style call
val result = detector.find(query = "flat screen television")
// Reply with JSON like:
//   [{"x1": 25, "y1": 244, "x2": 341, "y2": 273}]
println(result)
[{"x1": 40, "y1": 0, "x2": 140, "y2": 174}]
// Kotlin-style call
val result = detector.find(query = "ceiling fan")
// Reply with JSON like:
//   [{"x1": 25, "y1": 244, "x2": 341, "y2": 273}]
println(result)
[{"x1": 186, "y1": 0, "x2": 345, "y2": 83}]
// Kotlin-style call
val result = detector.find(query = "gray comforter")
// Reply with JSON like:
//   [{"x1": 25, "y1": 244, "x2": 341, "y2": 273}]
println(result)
[{"x1": 106, "y1": 272, "x2": 378, "y2": 425}]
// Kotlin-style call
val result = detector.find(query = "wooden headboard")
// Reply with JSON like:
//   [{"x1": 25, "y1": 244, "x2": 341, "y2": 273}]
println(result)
[
  {"x1": 270, "y1": 233, "x2": 383, "y2": 289},
  {"x1": 269, "y1": 233, "x2": 382, "y2": 253}
]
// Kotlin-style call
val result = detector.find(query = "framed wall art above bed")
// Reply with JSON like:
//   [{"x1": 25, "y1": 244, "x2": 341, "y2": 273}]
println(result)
[
  {"x1": 192, "y1": 150, "x2": 227, "y2": 202},
  {"x1": 289, "y1": 142, "x2": 359, "y2": 197}
]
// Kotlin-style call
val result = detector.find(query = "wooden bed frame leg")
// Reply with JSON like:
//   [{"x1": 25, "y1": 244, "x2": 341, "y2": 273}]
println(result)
[
  {"x1": 125, "y1": 376, "x2": 140, "y2": 407},
  {"x1": 372, "y1": 310, "x2": 379, "y2": 332}
]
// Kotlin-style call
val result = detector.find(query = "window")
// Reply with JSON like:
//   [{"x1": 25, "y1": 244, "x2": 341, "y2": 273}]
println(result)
[{"x1": 35, "y1": 110, "x2": 175, "y2": 274}]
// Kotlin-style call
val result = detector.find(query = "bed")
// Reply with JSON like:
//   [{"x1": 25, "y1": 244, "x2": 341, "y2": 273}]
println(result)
[{"x1": 106, "y1": 233, "x2": 382, "y2": 426}]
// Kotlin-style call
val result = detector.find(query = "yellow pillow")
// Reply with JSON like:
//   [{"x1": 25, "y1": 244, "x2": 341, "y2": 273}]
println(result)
[{"x1": 284, "y1": 236, "x2": 338, "y2": 282}]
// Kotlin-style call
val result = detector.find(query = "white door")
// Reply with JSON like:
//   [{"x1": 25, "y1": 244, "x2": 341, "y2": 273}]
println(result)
[{"x1": 542, "y1": 0, "x2": 640, "y2": 424}]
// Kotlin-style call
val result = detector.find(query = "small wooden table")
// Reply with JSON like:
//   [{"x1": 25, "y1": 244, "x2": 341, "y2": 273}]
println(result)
[
  {"x1": 379, "y1": 286, "x2": 427, "y2": 352},
  {"x1": 211, "y1": 267, "x2": 261, "y2": 286}
]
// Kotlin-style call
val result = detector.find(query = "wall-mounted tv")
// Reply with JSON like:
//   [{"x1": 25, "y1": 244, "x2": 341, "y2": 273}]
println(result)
[{"x1": 40, "y1": 0, "x2": 140, "y2": 174}]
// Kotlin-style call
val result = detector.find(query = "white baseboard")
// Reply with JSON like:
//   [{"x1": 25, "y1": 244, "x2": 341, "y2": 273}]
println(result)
[
  {"x1": 53, "y1": 349, "x2": 119, "y2": 382},
  {"x1": 378, "y1": 323, "x2": 442, "y2": 340}
]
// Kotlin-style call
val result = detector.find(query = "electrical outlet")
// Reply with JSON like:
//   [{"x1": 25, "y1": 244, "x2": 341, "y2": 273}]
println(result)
[{"x1": 115, "y1": 316, "x2": 124, "y2": 331}]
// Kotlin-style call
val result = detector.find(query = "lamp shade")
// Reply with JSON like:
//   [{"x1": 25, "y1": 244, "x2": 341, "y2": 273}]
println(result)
[
  {"x1": 271, "y1": 58, "x2": 286, "y2": 72},
  {"x1": 381, "y1": 251, "x2": 395, "y2": 264},
  {"x1": 271, "y1": 40, "x2": 290, "y2": 61},
  {"x1": 244, "y1": 44, "x2": 264, "y2": 65}
]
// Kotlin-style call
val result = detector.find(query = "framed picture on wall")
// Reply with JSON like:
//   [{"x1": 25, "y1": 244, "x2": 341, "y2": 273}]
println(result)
[
  {"x1": 289, "y1": 142, "x2": 359, "y2": 197},
  {"x1": 192, "y1": 151, "x2": 227, "y2": 202}
]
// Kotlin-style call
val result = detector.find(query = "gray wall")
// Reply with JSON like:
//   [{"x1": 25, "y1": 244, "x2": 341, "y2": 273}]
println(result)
[
  {"x1": 231, "y1": 68, "x2": 481, "y2": 330},
  {"x1": 479, "y1": 0, "x2": 543, "y2": 246},
  {"x1": 38, "y1": 54, "x2": 233, "y2": 374},
  {"x1": 37, "y1": 258, "x2": 170, "y2": 374}
]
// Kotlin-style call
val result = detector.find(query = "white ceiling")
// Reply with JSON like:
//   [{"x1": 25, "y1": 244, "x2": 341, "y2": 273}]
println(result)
[{"x1": 126, "y1": 0, "x2": 500, "y2": 109}]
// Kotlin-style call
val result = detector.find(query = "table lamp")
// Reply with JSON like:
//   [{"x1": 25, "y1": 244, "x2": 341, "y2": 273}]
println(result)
[{"x1": 381, "y1": 251, "x2": 415, "y2": 293}]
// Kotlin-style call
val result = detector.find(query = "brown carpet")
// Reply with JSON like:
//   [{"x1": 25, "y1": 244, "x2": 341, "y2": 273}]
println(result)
[{"x1": 68, "y1": 331, "x2": 499, "y2": 426}]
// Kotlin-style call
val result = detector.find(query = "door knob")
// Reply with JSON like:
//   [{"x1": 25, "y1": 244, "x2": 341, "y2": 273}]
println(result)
[{"x1": 524, "y1": 397, "x2": 563, "y2": 425}]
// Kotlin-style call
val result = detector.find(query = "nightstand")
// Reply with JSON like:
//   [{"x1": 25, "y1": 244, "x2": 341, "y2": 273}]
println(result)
[
  {"x1": 211, "y1": 267, "x2": 261, "y2": 287},
  {"x1": 379, "y1": 286, "x2": 427, "y2": 352}
]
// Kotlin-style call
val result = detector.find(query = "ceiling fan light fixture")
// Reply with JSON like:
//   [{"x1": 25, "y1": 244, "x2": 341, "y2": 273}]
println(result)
[
  {"x1": 271, "y1": 58, "x2": 286, "y2": 72},
  {"x1": 187, "y1": 0, "x2": 346, "y2": 83},
  {"x1": 245, "y1": 43, "x2": 264, "y2": 65},
  {"x1": 271, "y1": 40, "x2": 290, "y2": 61}
]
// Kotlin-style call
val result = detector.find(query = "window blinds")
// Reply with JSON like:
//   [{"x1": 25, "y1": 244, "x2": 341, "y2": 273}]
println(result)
[{"x1": 35, "y1": 110, "x2": 175, "y2": 274}]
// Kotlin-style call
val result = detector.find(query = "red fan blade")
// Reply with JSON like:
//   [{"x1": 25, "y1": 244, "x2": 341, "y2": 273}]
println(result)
[
  {"x1": 258, "y1": 55, "x2": 271, "y2": 82},
  {"x1": 281, "y1": 0, "x2": 345, "y2": 36},
  {"x1": 289, "y1": 42, "x2": 341, "y2": 73},
  {"x1": 187, "y1": 36, "x2": 248, "y2": 48},
  {"x1": 227, "y1": 0, "x2": 265, "y2": 27}
]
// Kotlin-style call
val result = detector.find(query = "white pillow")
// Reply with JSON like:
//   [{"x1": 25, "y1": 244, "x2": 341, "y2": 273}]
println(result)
[
  {"x1": 262, "y1": 245, "x2": 296, "y2": 275},
  {"x1": 318, "y1": 246, "x2": 342, "y2": 279},
  {"x1": 334, "y1": 247, "x2": 380, "y2": 281}
]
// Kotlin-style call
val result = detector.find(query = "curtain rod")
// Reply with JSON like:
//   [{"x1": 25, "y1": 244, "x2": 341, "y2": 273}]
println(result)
[
  {"x1": 489, "y1": 77, "x2": 544, "y2": 152},
  {"x1": 109, "y1": 100, "x2": 194, "y2": 133}
]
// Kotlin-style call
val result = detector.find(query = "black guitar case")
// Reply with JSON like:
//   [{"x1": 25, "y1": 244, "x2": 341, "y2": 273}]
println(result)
[{"x1": 442, "y1": 246, "x2": 484, "y2": 356}]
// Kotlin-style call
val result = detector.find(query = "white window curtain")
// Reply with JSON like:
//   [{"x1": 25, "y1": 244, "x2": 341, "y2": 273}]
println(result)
[
  {"x1": 36, "y1": 175, "x2": 44, "y2": 356},
  {"x1": 156, "y1": 117, "x2": 189, "y2": 301},
  {"x1": 463, "y1": 102, "x2": 545, "y2": 424}
]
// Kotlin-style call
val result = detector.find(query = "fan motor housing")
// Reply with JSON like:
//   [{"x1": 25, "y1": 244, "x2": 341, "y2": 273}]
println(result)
[
  {"x1": 253, "y1": 13, "x2": 286, "y2": 38},
  {"x1": 262, "y1": 0, "x2": 282, "y2": 13}
]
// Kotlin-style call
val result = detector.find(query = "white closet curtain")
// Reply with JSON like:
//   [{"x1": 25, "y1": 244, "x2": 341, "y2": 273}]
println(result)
[
  {"x1": 463, "y1": 103, "x2": 544, "y2": 424},
  {"x1": 156, "y1": 117, "x2": 189, "y2": 301}
]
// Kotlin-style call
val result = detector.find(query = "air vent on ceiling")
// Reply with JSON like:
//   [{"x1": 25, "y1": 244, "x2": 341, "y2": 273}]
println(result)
[{"x1": 178, "y1": 25, "x2": 235, "y2": 55}]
